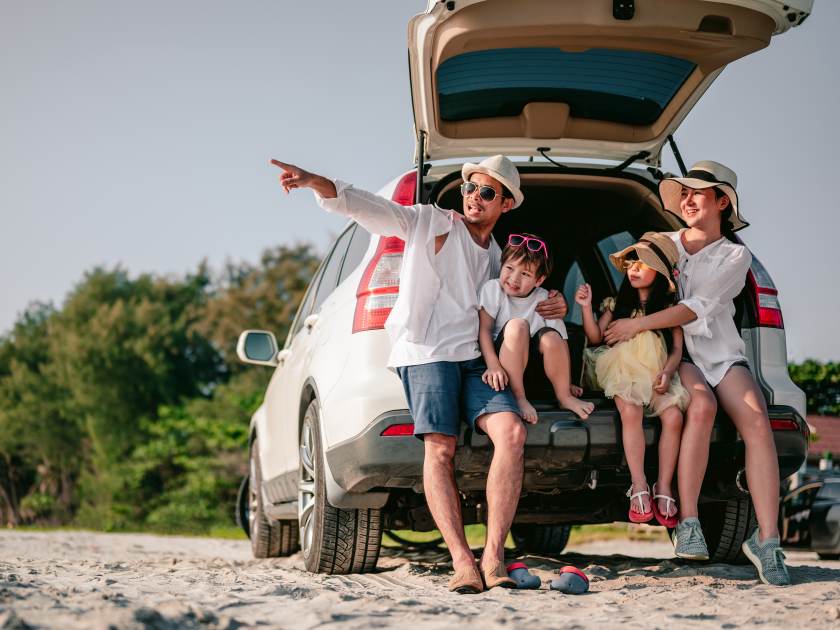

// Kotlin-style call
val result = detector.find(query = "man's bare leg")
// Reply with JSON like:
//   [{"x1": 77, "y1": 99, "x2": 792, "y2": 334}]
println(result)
[
  {"x1": 423, "y1": 433, "x2": 474, "y2": 570},
  {"x1": 475, "y1": 411, "x2": 526, "y2": 570}
]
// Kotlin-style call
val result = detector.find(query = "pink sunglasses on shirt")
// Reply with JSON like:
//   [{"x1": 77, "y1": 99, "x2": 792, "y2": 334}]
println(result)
[{"x1": 507, "y1": 233, "x2": 548, "y2": 257}]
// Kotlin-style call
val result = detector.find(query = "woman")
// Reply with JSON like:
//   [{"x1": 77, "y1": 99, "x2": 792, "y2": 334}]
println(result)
[{"x1": 604, "y1": 161, "x2": 790, "y2": 586}]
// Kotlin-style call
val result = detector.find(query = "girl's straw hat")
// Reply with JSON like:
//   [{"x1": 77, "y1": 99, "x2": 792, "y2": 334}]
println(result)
[
  {"x1": 658, "y1": 160, "x2": 748, "y2": 232},
  {"x1": 609, "y1": 232, "x2": 679, "y2": 293}
]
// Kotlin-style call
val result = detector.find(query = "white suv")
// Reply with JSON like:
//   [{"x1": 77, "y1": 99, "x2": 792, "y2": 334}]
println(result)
[{"x1": 237, "y1": 0, "x2": 812, "y2": 574}]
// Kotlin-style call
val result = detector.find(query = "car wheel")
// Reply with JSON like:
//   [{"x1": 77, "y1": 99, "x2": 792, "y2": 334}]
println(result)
[
  {"x1": 698, "y1": 496, "x2": 756, "y2": 564},
  {"x1": 511, "y1": 524, "x2": 572, "y2": 555},
  {"x1": 298, "y1": 399, "x2": 382, "y2": 574},
  {"x1": 249, "y1": 437, "x2": 299, "y2": 558}
]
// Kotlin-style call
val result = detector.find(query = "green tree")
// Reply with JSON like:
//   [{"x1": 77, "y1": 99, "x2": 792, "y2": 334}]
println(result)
[{"x1": 789, "y1": 360, "x2": 840, "y2": 416}]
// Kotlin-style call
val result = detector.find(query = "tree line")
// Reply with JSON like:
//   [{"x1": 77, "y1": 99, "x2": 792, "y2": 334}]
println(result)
[
  {"x1": 0, "y1": 244, "x2": 319, "y2": 532},
  {"x1": 1, "y1": 249, "x2": 837, "y2": 532}
]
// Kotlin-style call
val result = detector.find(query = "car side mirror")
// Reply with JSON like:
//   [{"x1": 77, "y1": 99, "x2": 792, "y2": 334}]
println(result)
[{"x1": 236, "y1": 330, "x2": 279, "y2": 367}]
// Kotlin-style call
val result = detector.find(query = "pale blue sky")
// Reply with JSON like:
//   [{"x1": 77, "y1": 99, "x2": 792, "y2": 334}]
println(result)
[{"x1": 1, "y1": 1, "x2": 837, "y2": 361}]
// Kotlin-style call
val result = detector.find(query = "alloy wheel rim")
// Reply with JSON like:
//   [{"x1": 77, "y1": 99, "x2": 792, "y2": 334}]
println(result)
[{"x1": 298, "y1": 417, "x2": 316, "y2": 558}]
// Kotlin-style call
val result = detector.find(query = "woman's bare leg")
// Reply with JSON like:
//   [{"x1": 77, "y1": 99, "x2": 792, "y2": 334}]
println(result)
[
  {"x1": 676, "y1": 363, "x2": 717, "y2": 520},
  {"x1": 498, "y1": 319, "x2": 536, "y2": 422},
  {"x1": 714, "y1": 366, "x2": 780, "y2": 540},
  {"x1": 615, "y1": 396, "x2": 649, "y2": 514}
]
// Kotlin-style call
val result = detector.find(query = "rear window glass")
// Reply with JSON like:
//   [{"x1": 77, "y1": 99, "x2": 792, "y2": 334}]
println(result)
[{"x1": 437, "y1": 48, "x2": 696, "y2": 126}]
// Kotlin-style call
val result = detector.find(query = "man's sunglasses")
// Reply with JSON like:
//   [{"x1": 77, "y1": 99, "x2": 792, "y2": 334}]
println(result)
[
  {"x1": 460, "y1": 181, "x2": 501, "y2": 202},
  {"x1": 507, "y1": 233, "x2": 548, "y2": 257}
]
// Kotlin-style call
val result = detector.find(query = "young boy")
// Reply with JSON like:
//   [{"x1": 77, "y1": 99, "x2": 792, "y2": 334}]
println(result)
[{"x1": 478, "y1": 233, "x2": 594, "y2": 421}]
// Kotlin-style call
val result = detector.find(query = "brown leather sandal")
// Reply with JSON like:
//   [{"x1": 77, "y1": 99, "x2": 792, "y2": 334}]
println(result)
[
  {"x1": 480, "y1": 562, "x2": 517, "y2": 589},
  {"x1": 448, "y1": 565, "x2": 484, "y2": 594}
]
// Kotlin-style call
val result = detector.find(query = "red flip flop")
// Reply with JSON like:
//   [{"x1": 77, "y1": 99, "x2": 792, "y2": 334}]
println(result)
[
  {"x1": 626, "y1": 484, "x2": 654, "y2": 523},
  {"x1": 652, "y1": 482, "x2": 679, "y2": 528}
]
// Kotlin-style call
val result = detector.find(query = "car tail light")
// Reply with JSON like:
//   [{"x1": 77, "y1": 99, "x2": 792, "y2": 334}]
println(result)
[
  {"x1": 747, "y1": 258, "x2": 783, "y2": 329},
  {"x1": 380, "y1": 423, "x2": 415, "y2": 436},
  {"x1": 770, "y1": 419, "x2": 798, "y2": 431},
  {"x1": 352, "y1": 171, "x2": 416, "y2": 333}
]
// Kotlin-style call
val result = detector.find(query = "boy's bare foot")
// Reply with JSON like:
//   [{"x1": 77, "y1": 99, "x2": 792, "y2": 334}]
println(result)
[
  {"x1": 559, "y1": 395, "x2": 594, "y2": 420},
  {"x1": 517, "y1": 397, "x2": 538, "y2": 424},
  {"x1": 571, "y1": 384, "x2": 583, "y2": 397}
]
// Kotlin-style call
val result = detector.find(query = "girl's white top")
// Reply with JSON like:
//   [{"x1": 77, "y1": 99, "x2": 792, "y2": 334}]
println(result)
[
  {"x1": 479, "y1": 279, "x2": 567, "y2": 341},
  {"x1": 315, "y1": 180, "x2": 500, "y2": 369},
  {"x1": 666, "y1": 230, "x2": 752, "y2": 387}
]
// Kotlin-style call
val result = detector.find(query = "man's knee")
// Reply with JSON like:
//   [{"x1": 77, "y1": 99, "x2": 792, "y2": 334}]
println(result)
[
  {"x1": 423, "y1": 433, "x2": 457, "y2": 464},
  {"x1": 484, "y1": 414, "x2": 526, "y2": 451}
]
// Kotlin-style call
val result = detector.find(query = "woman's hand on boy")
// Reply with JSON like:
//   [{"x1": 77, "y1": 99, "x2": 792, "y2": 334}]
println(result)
[
  {"x1": 536, "y1": 290, "x2": 567, "y2": 320},
  {"x1": 604, "y1": 317, "x2": 642, "y2": 345},
  {"x1": 482, "y1": 365, "x2": 509, "y2": 392},
  {"x1": 575, "y1": 283, "x2": 592, "y2": 307}
]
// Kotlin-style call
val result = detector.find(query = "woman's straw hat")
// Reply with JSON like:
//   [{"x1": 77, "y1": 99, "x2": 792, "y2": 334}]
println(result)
[
  {"x1": 609, "y1": 232, "x2": 680, "y2": 293},
  {"x1": 658, "y1": 160, "x2": 747, "y2": 231}
]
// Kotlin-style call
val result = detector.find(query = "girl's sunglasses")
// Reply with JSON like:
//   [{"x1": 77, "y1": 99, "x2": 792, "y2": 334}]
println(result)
[
  {"x1": 460, "y1": 181, "x2": 500, "y2": 202},
  {"x1": 507, "y1": 233, "x2": 548, "y2": 257},
  {"x1": 621, "y1": 259, "x2": 652, "y2": 271}
]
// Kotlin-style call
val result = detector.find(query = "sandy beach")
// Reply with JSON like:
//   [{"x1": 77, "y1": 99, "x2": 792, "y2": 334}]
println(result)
[{"x1": 1, "y1": 530, "x2": 838, "y2": 629}]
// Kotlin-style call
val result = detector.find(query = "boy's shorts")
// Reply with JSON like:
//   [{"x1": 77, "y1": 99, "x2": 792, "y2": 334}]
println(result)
[{"x1": 396, "y1": 357, "x2": 521, "y2": 440}]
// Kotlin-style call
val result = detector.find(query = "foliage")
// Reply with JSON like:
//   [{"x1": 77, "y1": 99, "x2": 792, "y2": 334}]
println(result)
[
  {"x1": 0, "y1": 243, "x2": 320, "y2": 532},
  {"x1": 788, "y1": 360, "x2": 840, "y2": 416}
]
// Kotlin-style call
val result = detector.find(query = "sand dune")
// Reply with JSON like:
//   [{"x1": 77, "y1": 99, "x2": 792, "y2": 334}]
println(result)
[{"x1": 1, "y1": 531, "x2": 838, "y2": 629}]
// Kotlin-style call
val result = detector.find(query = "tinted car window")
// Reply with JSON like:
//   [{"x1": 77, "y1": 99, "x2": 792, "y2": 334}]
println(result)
[
  {"x1": 289, "y1": 262, "x2": 324, "y2": 340},
  {"x1": 338, "y1": 224, "x2": 371, "y2": 286},
  {"x1": 596, "y1": 231, "x2": 636, "y2": 290},
  {"x1": 436, "y1": 48, "x2": 696, "y2": 126},
  {"x1": 312, "y1": 227, "x2": 354, "y2": 314},
  {"x1": 562, "y1": 261, "x2": 585, "y2": 326}
]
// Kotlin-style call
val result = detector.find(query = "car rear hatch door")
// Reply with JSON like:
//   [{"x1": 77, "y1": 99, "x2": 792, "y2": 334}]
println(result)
[{"x1": 407, "y1": 0, "x2": 812, "y2": 166}]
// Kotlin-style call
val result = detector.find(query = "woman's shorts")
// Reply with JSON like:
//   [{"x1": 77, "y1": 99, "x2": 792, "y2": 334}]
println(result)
[{"x1": 397, "y1": 357, "x2": 521, "y2": 440}]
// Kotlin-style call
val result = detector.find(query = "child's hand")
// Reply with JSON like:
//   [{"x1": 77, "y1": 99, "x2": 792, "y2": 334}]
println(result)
[
  {"x1": 654, "y1": 370, "x2": 672, "y2": 394},
  {"x1": 575, "y1": 283, "x2": 592, "y2": 307},
  {"x1": 482, "y1": 366, "x2": 509, "y2": 392}
]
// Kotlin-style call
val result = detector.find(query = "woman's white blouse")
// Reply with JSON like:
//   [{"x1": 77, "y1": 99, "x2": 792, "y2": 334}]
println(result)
[{"x1": 666, "y1": 230, "x2": 752, "y2": 387}]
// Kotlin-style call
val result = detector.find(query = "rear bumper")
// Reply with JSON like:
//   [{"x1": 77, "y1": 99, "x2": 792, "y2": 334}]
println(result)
[{"x1": 324, "y1": 403, "x2": 808, "y2": 496}]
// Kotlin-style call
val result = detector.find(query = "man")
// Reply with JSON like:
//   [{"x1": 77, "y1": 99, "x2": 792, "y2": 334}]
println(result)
[{"x1": 272, "y1": 155, "x2": 567, "y2": 593}]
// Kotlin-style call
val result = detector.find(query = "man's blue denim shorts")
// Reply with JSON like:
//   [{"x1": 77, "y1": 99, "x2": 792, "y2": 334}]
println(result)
[{"x1": 396, "y1": 357, "x2": 521, "y2": 439}]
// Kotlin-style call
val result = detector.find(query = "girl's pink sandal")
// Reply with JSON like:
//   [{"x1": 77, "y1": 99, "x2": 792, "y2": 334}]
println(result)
[
  {"x1": 652, "y1": 482, "x2": 679, "y2": 528},
  {"x1": 626, "y1": 485, "x2": 654, "y2": 523}
]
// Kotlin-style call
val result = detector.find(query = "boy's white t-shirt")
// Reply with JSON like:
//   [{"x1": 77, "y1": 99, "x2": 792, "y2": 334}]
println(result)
[{"x1": 479, "y1": 279, "x2": 568, "y2": 340}]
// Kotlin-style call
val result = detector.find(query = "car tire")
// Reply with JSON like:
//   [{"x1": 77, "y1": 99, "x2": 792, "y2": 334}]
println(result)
[
  {"x1": 698, "y1": 496, "x2": 756, "y2": 564},
  {"x1": 298, "y1": 399, "x2": 382, "y2": 574},
  {"x1": 236, "y1": 475, "x2": 250, "y2": 538},
  {"x1": 249, "y1": 437, "x2": 299, "y2": 558},
  {"x1": 511, "y1": 524, "x2": 572, "y2": 555}
]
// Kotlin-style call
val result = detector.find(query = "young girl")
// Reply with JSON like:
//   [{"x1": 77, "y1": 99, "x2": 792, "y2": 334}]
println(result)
[
  {"x1": 576, "y1": 232, "x2": 689, "y2": 527},
  {"x1": 603, "y1": 161, "x2": 791, "y2": 585},
  {"x1": 478, "y1": 233, "x2": 594, "y2": 421}
]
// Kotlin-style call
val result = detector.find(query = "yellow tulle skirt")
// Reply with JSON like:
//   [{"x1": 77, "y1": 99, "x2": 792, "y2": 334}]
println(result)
[{"x1": 584, "y1": 331, "x2": 689, "y2": 417}]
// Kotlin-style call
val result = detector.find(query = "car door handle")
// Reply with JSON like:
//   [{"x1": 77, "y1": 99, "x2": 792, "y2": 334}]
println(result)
[
  {"x1": 277, "y1": 349, "x2": 292, "y2": 365},
  {"x1": 303, "y1": 314, "x2": 320, "y2": 331}
]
